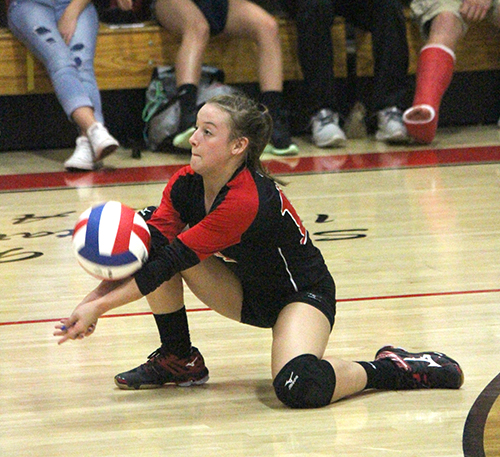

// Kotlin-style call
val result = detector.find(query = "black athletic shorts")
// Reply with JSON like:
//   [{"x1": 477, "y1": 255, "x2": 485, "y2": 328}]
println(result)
[
  {"x1": 240, "y1": 274, "x2": 337, "y2": 330},
  {"x1": 150, "y1": 0, "x2": 228, "y2": 36},
  {"x1": 193, "y1": 0, "x2": 229, "y2": 35}
]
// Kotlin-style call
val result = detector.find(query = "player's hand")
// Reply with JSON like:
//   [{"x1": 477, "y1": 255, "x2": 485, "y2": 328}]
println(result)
[
  {"x1": 58, "y1": 3, "x2": 80, "y2": 44},
  {"x1": 54, "y1": 302, "x2": 100, "y2": 344},
  {"x1": 460, "y1": 0, "x2": 492, "y2": 22}
]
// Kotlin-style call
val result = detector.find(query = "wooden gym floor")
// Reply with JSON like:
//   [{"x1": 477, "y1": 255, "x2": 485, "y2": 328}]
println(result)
[{"x1": 1, "y1": 125, "x2": 499, "y2": 457}]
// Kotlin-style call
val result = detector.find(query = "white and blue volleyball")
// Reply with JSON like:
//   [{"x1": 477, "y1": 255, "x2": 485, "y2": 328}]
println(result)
[{"x1": 72, "y1": 201, "x2": 151, "y2": 280}]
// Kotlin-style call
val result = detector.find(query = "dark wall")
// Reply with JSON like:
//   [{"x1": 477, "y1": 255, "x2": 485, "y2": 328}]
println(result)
[
  {"x1": 0, "y1": 0, "x2": 287, "y2": 153},
  {"x1": 1, "y1": 0, "x2": 500, "y2": 152},
  {"x1": 0, "y1": 0, "x2": 6, "y2": 27},
  {"x1": 2, "y1": 72, "x2": 500, "y2": 152}
]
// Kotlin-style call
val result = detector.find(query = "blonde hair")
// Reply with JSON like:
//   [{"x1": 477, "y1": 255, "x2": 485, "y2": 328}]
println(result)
[{"x1": 205, "y1": 94, "x2": 283, "y2": 183}]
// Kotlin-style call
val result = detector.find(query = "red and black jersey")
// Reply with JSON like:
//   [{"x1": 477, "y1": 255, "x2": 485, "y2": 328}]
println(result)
[{"x1": 134, "y1": 165, "x2": 332, "y2": 298}]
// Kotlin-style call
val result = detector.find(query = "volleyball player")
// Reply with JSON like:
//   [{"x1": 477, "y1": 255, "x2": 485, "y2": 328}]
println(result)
[{"x1": 55, "y1": 94, "x2": 463, "y2": 408}]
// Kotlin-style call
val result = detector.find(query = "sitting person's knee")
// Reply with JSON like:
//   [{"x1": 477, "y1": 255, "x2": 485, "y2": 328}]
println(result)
[
  {"x1": 273, "y1": 354, "x2": 336, "y2": 408},
  {"x1": 260, "y1": 14, "x2": 280, "y2": 41},
  {"x1": 183, "y1": 19, "x2": 210, "y2": 43}
]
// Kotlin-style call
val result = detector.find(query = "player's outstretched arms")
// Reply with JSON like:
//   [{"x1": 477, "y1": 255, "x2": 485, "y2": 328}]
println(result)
[{"x1": 54, "y1": 277, "x2": 143, "y2": 344}]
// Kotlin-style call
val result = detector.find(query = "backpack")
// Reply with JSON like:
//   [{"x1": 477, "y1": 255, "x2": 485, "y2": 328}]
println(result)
[{"x1": 142, "y1": 65, "x2": 239, "y2": 152}]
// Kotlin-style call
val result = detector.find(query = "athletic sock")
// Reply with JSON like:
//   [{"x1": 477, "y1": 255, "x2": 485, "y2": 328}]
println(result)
[
  {"x1": 403, "y1": 44, "x2": 455, "y2": 144},
  {"x1": 357, "y1": 360, "x2": 402, "y2": 390},
  {"x1": 154, "y1": 307, "x2": 191, "y2": 358},
  {"x1": 260, "y1": 90, "x2": 284, "y2": 112},
  {"x1": 177, "y1": 84, "x2": 198, "y2": 133},
  {"x1": 260, "y1": 91, "x2": 294, "y2": 149}
]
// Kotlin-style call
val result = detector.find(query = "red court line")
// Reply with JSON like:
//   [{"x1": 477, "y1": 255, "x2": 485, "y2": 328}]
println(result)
[
  {"x1": 2, "y1": 288, "x2": 499, "y2": 327},
  {"x1": 2, "y1": 145, "x2": 500, "y2": 191},
  {"x1": 0, "y1": 164, "x2": 182, "y2": 191}
]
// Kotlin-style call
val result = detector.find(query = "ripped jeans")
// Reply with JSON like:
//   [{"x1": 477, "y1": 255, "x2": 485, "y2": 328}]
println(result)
[{"x1": 8, "y1": 0, "x2": 103, "y2": 123}]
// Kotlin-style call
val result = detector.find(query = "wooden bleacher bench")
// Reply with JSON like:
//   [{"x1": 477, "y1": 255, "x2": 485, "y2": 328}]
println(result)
[
  {"x1": 1, "y1": 11, "x2": 500, "y2": 96},
  {"x1": 0, "y1": 18, "x2": 347, "y2": 96},
  {"x1": 356, "y1": 11, "x2": 500, "y2": 77}
]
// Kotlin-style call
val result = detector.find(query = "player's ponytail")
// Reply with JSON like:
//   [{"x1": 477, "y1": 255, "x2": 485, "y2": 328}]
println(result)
[{"x1": 206, "y1": 94, "x2": 286, "y2": 184}]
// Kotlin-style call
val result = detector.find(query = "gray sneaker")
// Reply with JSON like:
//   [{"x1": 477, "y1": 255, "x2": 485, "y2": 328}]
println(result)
[
  {"x1": 64, "y1": 136, "x2": 98, "y2": 171},
  {"x1": 311, "y1": 109, "x2": 347, "y2": 148},
  {"x1": 376, "y1": 107, "x2": 409, "y2": 144}
]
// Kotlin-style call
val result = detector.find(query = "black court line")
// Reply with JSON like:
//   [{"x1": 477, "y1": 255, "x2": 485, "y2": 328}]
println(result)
[{"x1": 463, "y1": 372, "x2": 500, "y2": 457}]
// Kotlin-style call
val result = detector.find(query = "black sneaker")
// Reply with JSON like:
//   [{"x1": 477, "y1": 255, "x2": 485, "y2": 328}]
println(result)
[
  {"x1": 375, "y1": 345, "x2": 464, "y2": 390},
  {"x1": 172, "y1": 87, "x2": 198, "y2": 150},
  {"x1": 114, "y1": 347, "x2": 209, "y2": 390},
  {"x1": 266, "y1": 107, "x2": 299, "y2": 156}
]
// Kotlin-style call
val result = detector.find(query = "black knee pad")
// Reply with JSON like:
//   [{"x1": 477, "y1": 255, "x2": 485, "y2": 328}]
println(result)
[{"x1": 273, "y1": 354, "x2": 336, "y2": 408}]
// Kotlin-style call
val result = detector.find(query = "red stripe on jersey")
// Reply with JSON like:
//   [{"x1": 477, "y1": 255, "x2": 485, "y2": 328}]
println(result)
[
  {"x1": 147, "y1": 167, "x2": 191, "y2": 243},
  {"x1": 178, "y1": 168, "x2": 259, "y2": 259}
]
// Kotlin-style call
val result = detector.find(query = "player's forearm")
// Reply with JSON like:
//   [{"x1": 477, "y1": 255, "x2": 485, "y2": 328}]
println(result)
[{"x1": 93, "y1": 278, "x2": 144, "y2": 317}]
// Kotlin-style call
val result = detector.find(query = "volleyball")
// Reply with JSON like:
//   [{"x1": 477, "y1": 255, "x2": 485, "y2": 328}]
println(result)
[{"x1": 72, "y1": 201, "x2": 151, "y2": 280}]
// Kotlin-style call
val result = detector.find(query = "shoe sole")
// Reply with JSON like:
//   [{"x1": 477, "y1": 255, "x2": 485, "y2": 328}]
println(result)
[
  {"x1": 65, "y1": 165, "x2": 96, "y2": 172},
  {"x1": 264, "y1": 143, "x2": 299, "y2": 156},
  {"x1": 375, "y1": 132, "x2": 410, "y2": 144},
  {"x1": 314, "y1": 137, "x2": 346, "y2": 148},
  {"x1": 64, "y1": 160, "x2": 102, "y2": 172},
  {"x1": 65, "y1": 160, "x2": 104, "y2": 172},
  {"x1": 95, "y1": 143, "x2": 119, "y2": 162},
  {"x1": 114, "y1": 374, "x2": 209, "y2": 390}
]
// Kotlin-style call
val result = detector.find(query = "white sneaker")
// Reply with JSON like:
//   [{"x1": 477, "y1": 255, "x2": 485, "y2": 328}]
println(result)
[
  {"x1": 311, "y1": 109, "x2": 347, "y2": 148},
  {"x1": 87, "y1": 122, "x2": 119, "y2": 161},
  {"x1": 64, "y1": 136, "x2": 98, "y2": 171},
  {"x1": 376, "y1": 107, "x2": 409, "y2": 143}
]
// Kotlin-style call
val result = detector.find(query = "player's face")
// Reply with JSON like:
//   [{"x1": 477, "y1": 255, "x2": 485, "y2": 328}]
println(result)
[{"x1": 189, "y1": 104, "x2": 239, "y2": 175}]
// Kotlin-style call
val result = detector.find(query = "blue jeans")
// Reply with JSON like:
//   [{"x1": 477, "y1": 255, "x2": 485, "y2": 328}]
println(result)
[{"x1": 8, "y1": 0, "x2": 103, "y2": 123}]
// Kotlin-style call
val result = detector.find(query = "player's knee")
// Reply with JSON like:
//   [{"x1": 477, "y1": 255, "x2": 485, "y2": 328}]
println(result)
[{"x1": 273, "y1": 354, "x2": 336, "y2": 409}]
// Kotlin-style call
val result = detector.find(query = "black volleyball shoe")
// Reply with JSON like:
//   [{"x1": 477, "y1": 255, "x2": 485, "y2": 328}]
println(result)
[
  {"x1": 374, "y1": 345, "x2": 464, "y2": 390},
  {"x1": 114, "y1": 346, "x2": 209, "y2": 390}
]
